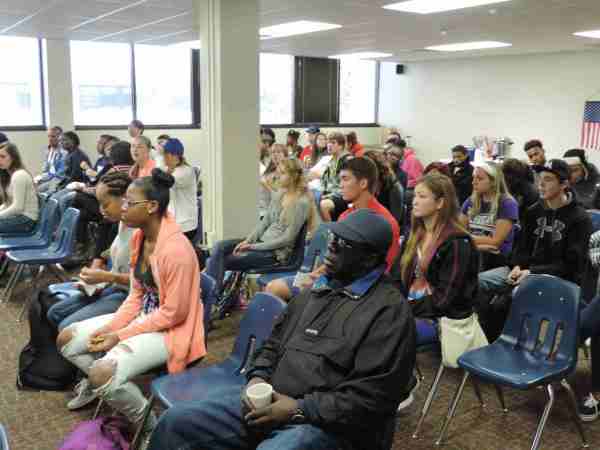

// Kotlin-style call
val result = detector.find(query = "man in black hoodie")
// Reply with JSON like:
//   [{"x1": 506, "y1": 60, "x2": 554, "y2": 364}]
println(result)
[
  {"x1": 448, "y1": 145, "x2": 473, "y2": 206},
  {"x1": 478, "y1": 159, "x2": 592, "y2": 337}
]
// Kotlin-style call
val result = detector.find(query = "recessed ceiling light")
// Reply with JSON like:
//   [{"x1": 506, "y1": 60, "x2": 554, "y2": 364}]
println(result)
[
  {"x1": 426, "y1": 41, "x2": 512, "y2": 51},
  {"x1": 259, "y1": 21, "x2": 342, "y2": 40},
  {"x1": 574, "y1": 30, "x2": 600, "y2": 39},
  {"x1": 329, "y1": 52, "x2": 393, "y2": 59},
  {"x1": 170, "y1": 40, "x2": 201, "y2": 49},
  {"x1": 383, "y1": 0, "x2": 511, "y2": 14}
]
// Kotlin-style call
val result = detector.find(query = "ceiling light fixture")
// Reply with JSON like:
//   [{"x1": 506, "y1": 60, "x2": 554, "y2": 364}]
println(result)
[
  {"x1": 329, "y1": 51, "x2": 393, "y2": 59},
  {"x1": 259, "y1": 21, "x2": 342, "y2": 40},
  {"x1": 426, "y1": 41, "x2": 512, "y2": 51},
  {"x1": 383, "y1": 0, "x2": 511, "y2": 14},
  {"x1": 573, "y1": 30, "x2": 600, "y2": 39}
]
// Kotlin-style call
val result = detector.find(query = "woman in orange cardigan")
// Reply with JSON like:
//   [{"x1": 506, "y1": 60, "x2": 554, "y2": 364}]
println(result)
[{"x1": 58, "y1": 168, "x2": 204, "y2": 436}]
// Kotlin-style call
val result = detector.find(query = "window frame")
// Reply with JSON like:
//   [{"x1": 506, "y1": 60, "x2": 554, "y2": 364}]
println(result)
[
  {"x1": 74, "y1": 46, "x2": 201, "y2": 130},
  {"x1": 0, "y1": 37, "x2": 47, "y2": 131},
  {"x1": 261, "y1": 58, "x2": 380, "y2": 129}
]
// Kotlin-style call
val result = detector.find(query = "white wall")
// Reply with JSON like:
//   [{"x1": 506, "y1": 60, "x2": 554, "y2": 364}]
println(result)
[
  {"x1": 6, "y1": 126, "x2": 382, "y2": 179},
  {"x1": 379, "y1": 50, "x2": 600, "y2": 167}
]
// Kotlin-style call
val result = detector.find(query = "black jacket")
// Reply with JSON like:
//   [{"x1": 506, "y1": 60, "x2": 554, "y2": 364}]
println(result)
[
  {"x1": 513, "y1": 181, "x2": 540, "y2": 221},
  {"x1": 247, "y1": 272, "x2": 416, "y2": 449},
  {"x1": 390, "y1": 234, "x2": 480, "y2": 320},
  {"x1": 58, "y1": 148, "x2": 92, "y2": 188},
  {"x1": 511, "y1": 195, "x2": 592, "y2": 285},
  {"x1": 448, "y1": 160, "x2": 474, "y2": 206},
  {"x1": 574, "y1": 164, "x2": 600, "y2": 209}
]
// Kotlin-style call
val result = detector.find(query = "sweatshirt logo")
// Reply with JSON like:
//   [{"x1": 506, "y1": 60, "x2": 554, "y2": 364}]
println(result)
[{"x1": 534, "y1": 217, "x2": 565, "y2": 243}]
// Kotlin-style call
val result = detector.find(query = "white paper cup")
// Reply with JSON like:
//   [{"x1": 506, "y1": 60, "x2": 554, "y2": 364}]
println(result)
[{"x1": 246, "y1": 382, "x2": 273, "y2": 409}]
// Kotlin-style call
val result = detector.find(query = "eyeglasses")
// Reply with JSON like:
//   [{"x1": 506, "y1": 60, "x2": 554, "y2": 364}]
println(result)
[{"x1": 122, "y1": 199, "x2": 151, "y2": 209}]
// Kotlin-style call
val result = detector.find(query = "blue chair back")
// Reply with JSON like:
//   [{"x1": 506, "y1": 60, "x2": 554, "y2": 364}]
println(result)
[
  {"x1": 38, "y1": 198, "x2": 60, "y2": 241},
  {"x1": 231, "y1": 293, "x2": 286, "y2": 368},
  {"x1": 299, "y1": 223, "x2": 328, "y2": 272},
  {"x1": 589, "y1": 210, "x2": 600, "y2": 233},
  {"x1": 501, "y1": 274, "x2": 580, "y2": 370},
  {"x1": 200, "y1": 272, "x2": 216, "y2": 340},
  {"x1": 247, "y1": 222, "x2": 309, "y2": 274},
  {"x1": 0, "y1": 424, "x2": 9, "y2": 450},
  {"x1": 51, "y1": 208, "x2": 80, "y2": 255}
]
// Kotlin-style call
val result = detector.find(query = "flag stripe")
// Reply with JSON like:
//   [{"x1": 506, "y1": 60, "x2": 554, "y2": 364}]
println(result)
[{"x1": 582, "y1": 101, "x2": 600, "y2": 150}]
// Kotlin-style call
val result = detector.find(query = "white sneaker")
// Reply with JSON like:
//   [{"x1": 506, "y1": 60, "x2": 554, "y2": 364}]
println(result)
[
  {"x1": 579, "y1": 393, "x2": 599, "y2": 422},
  {"x1": 67, "y1": 378, "x2": 98, "y2": 410},
  {"x1": 397, "y1": 377, "x2": 420, "y2": 413}
]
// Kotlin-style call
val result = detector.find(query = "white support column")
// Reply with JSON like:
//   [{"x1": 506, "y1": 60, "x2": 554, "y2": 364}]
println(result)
[
  {"x1": 43, "y1": 39, "x2": 75, "y2": 130},
  {"x1": 194, "y1": 0, "x2": 259, "y2": 243}
]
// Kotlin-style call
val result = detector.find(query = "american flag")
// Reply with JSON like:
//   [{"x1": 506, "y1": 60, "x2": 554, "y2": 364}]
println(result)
[{"x1": 581, "y1": 101, "x2": 600, "y2": 150}]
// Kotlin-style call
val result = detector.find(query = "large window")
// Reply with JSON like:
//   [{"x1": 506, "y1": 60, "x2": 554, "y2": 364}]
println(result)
[
  {"x1": 135, "y1": 44, "x2": 192, "y2": 125},
  {"x1": 339, "y1": 58, "x2": 377, "y2": 124},
  {"x1": 71, "y1": 41, "x2": 133, "y2": 126},
  {"x1": 259, "y1": 53, "x2": 294, "y2": 125},
  {"x1": 71, "y1": 42, "x2": 197, "y2": 127},
  {"x1": 0, "y1": 36, "x2": 44, "y2": 127}
]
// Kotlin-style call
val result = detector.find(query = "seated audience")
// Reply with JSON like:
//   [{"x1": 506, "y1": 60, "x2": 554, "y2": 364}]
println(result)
[
  {"x1": 58, "y1": 169, "x2": 204, "y2": 439},
  {"x1": 304, "y1": 132, "x2": 328, "y2": 170},
  {"x1": 448, "y1": 145, "x2": 474, "y2": 205},
  {"x1": 79, "y1": 135, "x2": 114, "y2": 185},
  {"x1": 363, "y1": 150, "x2": 400, "y2": 212},
  {"x1": 127, "y1": 119, "x2": 144, "y2": 139},
  {"x1": 524, "y1": 139, "x2": 547, "y2": 184},
  {"x1": 163, "y1": 138, "x2": 198, "y2": 241},
  {"x1": 423, "y1": 161, "x2": 451, "y2": 177},
  {"x1": 460, "y1": 162, "x2": 518, "y2": 270},
  {"x1": 151, "y1": 134, "x2": 170, "y2": 169},
  {"x1": 478, "y1": 160, "x2": 592, "y2": 339},
  {"x1": 47, "y1": 171, "x2": 134, "y2": 336},
  {"x1": 259, "y1": 144, "x2": 288, "y2": 219},
  {"x1": 147, "y1": 209, "x2": 416, "y2": 450},
  {"x1": 563, "y1": 148, "x2": 600, "y2": 209},
  {"x1": 346, "y1": 131, "x2": 364, "y2": 156},
  {"x1": 207, "y1": 158, "x2": 318, "y2": 295},
  {"x1": 391, "y1": 172, "x2": 479, "y2": 323},
  {"x1": 36, "y1": 126, "x2": 66, "y2": 193},
  {"x1": 266, "y1": 157, "x2": 400, "y2": 302},
  {"x1": 0, "y1": 142, "x2": 40, "y2": 234},
  {"x1": 56, "y1": 131, "x2": 91, "y2": 190},
  {"x1": 501, "y1": 158, "x2": 539, "y2": 221},
  {"x1": 386, "y1": 136, "x2": 423, "y2": 190},
  {"x1": 286, "y1": 130, "x2": 302, "y2": 159},
  {"x1": 129, "y1": 136, "x2": 156, "y2": 179},
  {"x1": 259, "y1": 127, "x2": 275, "y2": 169},
  {"x1": 383, "y1": 141, "x2": 408, "y2": 189},
  {"x1": 299, "y1": 126, "x2": 320, "y2": 162},
  {"x1": 319, "y1": 132, "x2": 352, "y2": 222}
]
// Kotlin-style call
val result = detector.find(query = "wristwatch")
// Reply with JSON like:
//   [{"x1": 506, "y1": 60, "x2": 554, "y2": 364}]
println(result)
[{"x1": 290, "y1": 407, "x2": 306, "y2": 424}]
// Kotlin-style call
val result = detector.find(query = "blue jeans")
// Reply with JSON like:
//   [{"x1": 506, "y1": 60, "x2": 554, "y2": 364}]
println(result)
[
  {"x1": 51, "y1": 188, "x2": 77, "y2": 216},
  {"x1": 478, "y1": 266, "x2": 512, "y2": 295},
  {"x1": 207, "y1": 239, "x2": 278, "y2": 294},
  {"x1": 47, "y1": 285, "x2": 127, "y2": 331},
  {"x1": 0, "y1": 214, "x2": 36, "y2": 234},
  {"x1": 147, "y1": 384, "x2": 351, "y2": 450}
]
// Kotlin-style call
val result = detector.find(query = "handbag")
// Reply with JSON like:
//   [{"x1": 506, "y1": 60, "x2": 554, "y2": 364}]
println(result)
[
  {"x1": 58, "y1": 416, "x2": 130, "y2": 450},
  {"x1": 440, "y1": 314, "x2": 489, "y2": 369}
]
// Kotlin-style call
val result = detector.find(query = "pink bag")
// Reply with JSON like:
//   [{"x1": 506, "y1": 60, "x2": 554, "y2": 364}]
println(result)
[{"x1": 58, "y1": 417, "x2": 130, "y2": 450}]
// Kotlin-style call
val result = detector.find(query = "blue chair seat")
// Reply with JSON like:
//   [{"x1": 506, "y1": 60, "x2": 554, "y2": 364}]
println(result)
[
  {"x1": 458, "y1": 343, "x2": 572, "y2": 390},
  {"x1": 416, "y1": 319, "x2": 439, "y2": 347},
  {"x1": 0, "y1": 199, "x2": 59, "y2": 251},
  {"x1": 48, "y1": 282, "x2": 81, "y2": 297}
]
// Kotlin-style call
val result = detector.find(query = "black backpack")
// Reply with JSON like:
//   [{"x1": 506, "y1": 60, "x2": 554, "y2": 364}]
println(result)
[{"x1": 17, "y1": 289, "x2": 78, "y2": 391}]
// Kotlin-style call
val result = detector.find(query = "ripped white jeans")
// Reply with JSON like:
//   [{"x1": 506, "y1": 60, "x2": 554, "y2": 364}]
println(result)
[{"x1": 60, "y1": 313, "x2": 168, "y2": 424}]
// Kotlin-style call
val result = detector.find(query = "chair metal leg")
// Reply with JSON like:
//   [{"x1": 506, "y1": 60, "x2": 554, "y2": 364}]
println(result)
[
  {"x1": 413, "y1": 364, "x2": 445, "y2": 439},
  {"x1": 435, "y1": 371, "x2": 470, "y2": 446},
  {"x1": 131, "y1": 394, "x2": 155, "y2": 450},
  {"x1": 415, "y1": 359, "x2": 424, "y2": 382},
  {"x1": 0, "y1": 257, "x2": 10, "y2": 280},
  {"x1": 530, "y1": 384, "x2": 555, "y2": 450},
  {"x1": 494, "y1": 384, "x2": 508, "y2": 413},
  {"x1": 560, "y1": 379, "x2": 590, "y2": 448},
  {"x1": 1, "y1": 263, "x2": 23, "y2": 303},
  {"x1": 471, "y1": 377, "x2": 486, "y2": 407},
  {"x1": 17, "y1": 265, "x2": 43, "y2": 322},
  {"x1": 93, "y1": 398, "x2": 105, "y2": 420}
]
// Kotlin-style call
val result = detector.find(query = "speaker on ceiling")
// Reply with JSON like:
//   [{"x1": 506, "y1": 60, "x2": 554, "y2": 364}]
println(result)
[{"x1": 396, "y1": 64, "x2": 405, "y2": 75}]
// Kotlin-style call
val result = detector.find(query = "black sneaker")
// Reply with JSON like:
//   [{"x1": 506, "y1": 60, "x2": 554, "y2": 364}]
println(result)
[{"x1": 579, "y1": 393, "x2": 599, "y2": 422}]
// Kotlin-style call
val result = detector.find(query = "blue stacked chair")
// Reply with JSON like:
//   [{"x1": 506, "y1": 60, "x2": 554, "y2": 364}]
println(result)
[
  {"x1": 3, "y1": 208, "x2": 80, "y2": 320},
  {"x1": 435, "y1": 274, "x2": 589, "y2": 449},
  {"x1": 246, "y1": 223, "x2": 308, "y2": 276},
  {"x1": 0, "y1": 424, "x2": 9, "y2": 450}
]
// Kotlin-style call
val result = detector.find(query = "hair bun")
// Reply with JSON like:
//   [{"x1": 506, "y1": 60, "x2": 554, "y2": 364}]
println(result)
[{"x1": 151, "y1": 168, "x2": 175, "y2": 189}]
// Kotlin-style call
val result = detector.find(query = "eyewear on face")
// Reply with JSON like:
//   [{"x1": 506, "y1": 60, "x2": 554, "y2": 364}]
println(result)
[{"x1": 123, "y1": 199, "x2": 151, "y2": 209}]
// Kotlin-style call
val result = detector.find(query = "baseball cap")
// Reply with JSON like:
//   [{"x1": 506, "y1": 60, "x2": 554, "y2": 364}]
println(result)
[
  {"x1": 327, "y1": 209, "x2": 392, "y2": 256},
  {"x1": 533, "y1": 159, "x2": 570, "y2": 182},
  {"x1": 163, "y1": 138, "x2": 184, "y2": 157}
]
